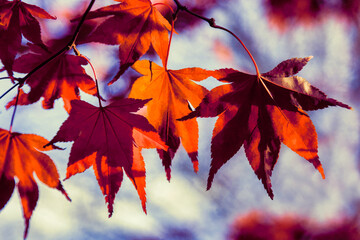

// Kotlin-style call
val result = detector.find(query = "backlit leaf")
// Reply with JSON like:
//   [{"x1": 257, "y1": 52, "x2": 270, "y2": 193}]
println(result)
[
  {"x1": 180, "y1": 57, "x2": 351, "y2": 198},
  {"x1": 46, "y1": 98, "x2": 167, "y2": 215},
  {"x1": 0, "y1": 129, "x2": 69, "y2": 239},
  {"x1": 129, "y1": 60, "x2": 212, "y2": 180}
]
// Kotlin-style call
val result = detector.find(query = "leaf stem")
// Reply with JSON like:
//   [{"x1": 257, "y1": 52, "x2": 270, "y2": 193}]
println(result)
[
  {"x1": 212, "y1": 25, "x2": 261, "y2": 77},
  {"x1": 164, "y1": 19, "x2": 175, "y2": 70},
  {"x1": 80, "y1": 55, "x2": 102, "y2": 108},
  {"x1": 9, "y1": 87, "x2": 20, "y2": 133},
  {"x1": 172, "y1": 0, "x2": 261, "y2": 77}
]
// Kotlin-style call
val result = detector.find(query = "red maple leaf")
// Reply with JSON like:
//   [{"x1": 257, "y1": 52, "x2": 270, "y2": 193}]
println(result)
[
  {"x1": 0, "y1": 0, "x2": 55, "y2": 76},
  {"x1": 129, "y1": 60, "x2": 212, "y2": 180},
  {"x1": 180, "y1": 57, "x2": 351, "y2": 198},
  {"x1": 6, "y1": 43, "x2": 97, "y2": 112},
  {"x1": 0, "y1": 129, "x2": 70, "y2": 239},
  {"x1": 82, "y1": 0, "x2": 172, "y2": 84},
  {"x1": 46, "y1": 98, "x2": 167, "y2": 215}
]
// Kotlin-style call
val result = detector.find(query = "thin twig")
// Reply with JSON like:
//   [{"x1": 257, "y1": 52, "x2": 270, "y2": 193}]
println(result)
[
  {"x1": 70, "y1": 0, "x2": 96, "y2": 45},
  {"x1": 0, "y1": 83, "x2": 19, "y2": 100},
  {"x1": 172, "y1": 0, "x2": 261, "y2": 77},
  {"x1": 22, "y1": 0, "x2": 96, "y2": 84}
]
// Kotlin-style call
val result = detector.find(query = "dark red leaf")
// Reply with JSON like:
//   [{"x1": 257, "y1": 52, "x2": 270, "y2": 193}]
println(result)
[
  {"x1": 0, "y1": 0, "x2": 55, "y2": 76},
  {"x1": 180, "y1": 57, "x2": 351, "y2": 197},
  {"x1": 6, "y1": 43, "x2": 97, "y2": 112},
  {"x1": 46, "y1": 98, "x2": 167, "y2": 215}
]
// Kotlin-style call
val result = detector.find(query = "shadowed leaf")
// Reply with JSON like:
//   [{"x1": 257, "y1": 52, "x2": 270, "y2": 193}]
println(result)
[
  {"x1": 6, "y1": 43, "x2": 97, "y2": 113},
  {"x1": 0, "y1": 0, "x2": 55, "y2": 76}
]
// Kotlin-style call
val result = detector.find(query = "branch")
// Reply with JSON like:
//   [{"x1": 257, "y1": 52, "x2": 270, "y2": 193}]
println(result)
[{"x1": 172, "y1": 0, "x2": 260, "y2": 77}]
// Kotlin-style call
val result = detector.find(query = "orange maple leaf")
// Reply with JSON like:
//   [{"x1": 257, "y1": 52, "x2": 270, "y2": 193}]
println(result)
[
  {"x1": 46, "y1": 98, "x2": 167, "y2": 215},
  {"x1": 6, "y1": 43, "x2": 97, "y2": 112},
  {"x1": 0, "y1": 0, "x2": 55, "y2": 76},
  {"x1": 129, "y1": 60, "x2": 212, "y2": 180},
  {"x1": 180, "y1": 57, "x2": 351, "y2": 198},
  {"x1": 0, "y1": 129, "x2": 70, "y2": 239},
  {"x1": 83, "y1": 0, "x2": 172, "y2": 84}
]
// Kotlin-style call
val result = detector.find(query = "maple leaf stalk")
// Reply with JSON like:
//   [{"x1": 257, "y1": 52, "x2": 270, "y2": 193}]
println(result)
[
  {"x1": 78, "y1": 54, "x2": 103, "y2": 108},
  {"x1": 172, "y1": 0, "x2": 261, "y2": 77},
  {"x1": 9, "y1": 86, "x2": 20, "y2": 133},
  {"x1": 153, "y1": 2, "x2": 175, "y2": 71}
]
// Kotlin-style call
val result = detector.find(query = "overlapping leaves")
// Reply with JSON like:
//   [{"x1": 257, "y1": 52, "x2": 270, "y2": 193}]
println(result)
[
  {"x1": 0, "y1": 0, "x2": 353, "y2": 238},
  {"x1": 0, "y1": 0, "x2": 55, "y2": 76}
]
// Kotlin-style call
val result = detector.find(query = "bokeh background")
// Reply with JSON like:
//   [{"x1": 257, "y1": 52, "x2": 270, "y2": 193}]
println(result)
[{"x1": 0, "y1": 0, "x2": 359, "y2": 239}]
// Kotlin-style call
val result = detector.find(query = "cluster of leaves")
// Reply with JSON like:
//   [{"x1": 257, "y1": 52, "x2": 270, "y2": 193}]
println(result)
[
  {"x1": 0, "y1": 0, "x2": 351, "y2": 238},
  {"x1": 228, "y1": 211, "x2": 360, "y2": 240}
]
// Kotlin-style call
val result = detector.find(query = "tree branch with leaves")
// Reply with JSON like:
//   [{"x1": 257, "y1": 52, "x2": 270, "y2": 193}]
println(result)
[{"x1": 0, "y1": 0, "x2": 352, "y2": 238}]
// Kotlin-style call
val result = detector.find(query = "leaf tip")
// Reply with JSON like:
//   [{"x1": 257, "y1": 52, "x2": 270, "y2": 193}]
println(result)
[
  {"x1": 24, "y1": 218, "x2": 30, "y2": 239},
  {"x1": 166, "y1": 168, "x2": 171, "y2": 182},
  {"x1": 206, "y1": 175, "x2": 214, "y2": 191},
  {"x1": 268, "y1": 191, "x2": 274, "y2": 200},
  {"x1": 317, "y1": 165, "x2": 325, "y2": 179},
  {"x1": 193, "y1": 161, "x2": 199, "y2": 173},
  {"x1": 188, "y1": 152, "x2": 199, "y2": 173},
  {"x1": 57, "y1": 182, "x2": 71, "y2": 202},
  {"x1": 142, "y1": 205, "x2": 147, "y2": 215}
]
